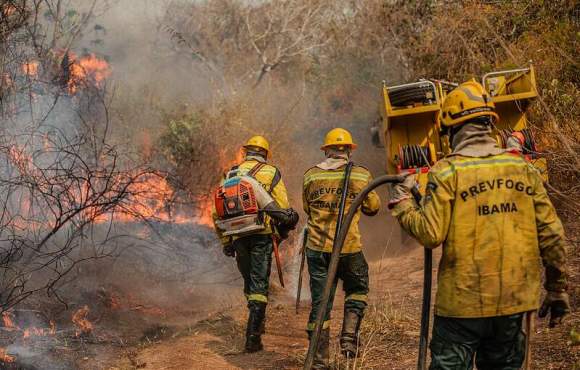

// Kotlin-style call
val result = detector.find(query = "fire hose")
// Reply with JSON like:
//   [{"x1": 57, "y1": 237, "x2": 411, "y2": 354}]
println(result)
[{"x1": 303, "y1": 174, "x2": 428, "y2": 370}]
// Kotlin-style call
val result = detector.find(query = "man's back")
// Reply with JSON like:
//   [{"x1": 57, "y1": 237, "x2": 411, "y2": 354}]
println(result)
[
  {"x1": 395, "y1": 151, "x2": 567, "y2": 317},
  {"x1": 303, "y1": 164, "x2": 379, "y2": 254}
]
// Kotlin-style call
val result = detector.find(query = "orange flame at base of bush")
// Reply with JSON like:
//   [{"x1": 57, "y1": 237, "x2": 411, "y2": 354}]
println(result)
[
  {"x1": 2, "y1": 312, "x2": 18, "y2": 331},
  {"x1": 67, "y1": 53, "x2": 111, "y2": 94},
  {"x1": 0, "y1": 348, "x2": 15, "y2": 363},
  {"x1": 72, "y1": 306, "x2": 93, "y2": 337},
  {"x1": 22, "y1": 321, "x2": 56, "y2": 340},
  {"x1": 21, "y1": 61, "x2": 39, "y2": 77}
]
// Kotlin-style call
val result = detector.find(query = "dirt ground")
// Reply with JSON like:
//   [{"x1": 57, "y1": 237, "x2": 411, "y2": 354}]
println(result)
[{"x1": 87, "y1": 240, "x2": 578, "y2": 370}]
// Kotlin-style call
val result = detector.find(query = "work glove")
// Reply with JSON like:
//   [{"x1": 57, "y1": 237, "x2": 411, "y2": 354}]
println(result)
[
  {"x1": 264, "y1": 203, "x2": 299, "y2": 229},
  {"x1": 278, "y1": 208, "x2": 299, "y2": 229},
  {"x1": 223, "y1": 244, "x2": 236, "y2": 258},
  {"x1": 278, "y1": 209, "x2": 299, "y2": 240},
  {"x1": 387, "y1": 174, "x2": 416, "y2": 209},
  {"x1": 538, "y1": 291, "x2": 570, "y2": 328}
]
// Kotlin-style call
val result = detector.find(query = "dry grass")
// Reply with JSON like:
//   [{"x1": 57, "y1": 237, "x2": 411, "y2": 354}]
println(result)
[{"x1": 324, "y1": 294, "x2": 419, "y2": 370}]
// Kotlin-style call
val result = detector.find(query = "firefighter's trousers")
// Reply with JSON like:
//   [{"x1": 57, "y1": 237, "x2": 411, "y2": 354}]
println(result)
[
  {"x1": 429, "y1": 314, "x2": 526, "y2": 370},
  {"x1": 234, "y1": 234, "x2": 273, "y2": 304},
  {"x1": 306, "y1": 249, "x2": 369, "y2": 331}
]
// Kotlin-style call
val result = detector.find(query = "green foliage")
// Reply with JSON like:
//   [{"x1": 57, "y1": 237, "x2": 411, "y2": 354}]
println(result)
[{"x1": 158, "y1": 114, "x2": 204, "y2": 167}]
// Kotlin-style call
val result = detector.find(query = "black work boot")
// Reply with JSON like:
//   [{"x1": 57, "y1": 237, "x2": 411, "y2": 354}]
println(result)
[
  {"x1": 340, "y1": 309, "x2": 362, "y2": 358},
  {"x1": 245, "y1": 301, "x2": 266, "y2": 353},
  {"x1": 308, "y1": 328, "x2": 330, "y2": 369}
]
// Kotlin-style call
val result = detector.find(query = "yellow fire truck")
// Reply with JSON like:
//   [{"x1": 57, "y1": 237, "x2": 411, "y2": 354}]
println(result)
[{"x1": 377, "y1": 65, "x2": 547, "y2": 190}]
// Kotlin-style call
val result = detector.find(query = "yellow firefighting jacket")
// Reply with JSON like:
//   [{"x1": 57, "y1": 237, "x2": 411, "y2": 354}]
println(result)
[
  {"x1": 303, "y1": 164, "x2": 380, "y2": 254},
  {"x1": 393, "y1": 152, "x2": 568, "y2": 318},
  {"x1": 213, "y1": 158, "x2": 290, "y2": 246}
]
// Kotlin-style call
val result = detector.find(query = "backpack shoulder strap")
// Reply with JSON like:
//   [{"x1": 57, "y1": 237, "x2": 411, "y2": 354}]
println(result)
[
  {"x1": 270, "y1": 167, "x2": 281, "y2": 191},
  {"x1": 225, "y1": 165, "x2": 240, "y2": 179}
]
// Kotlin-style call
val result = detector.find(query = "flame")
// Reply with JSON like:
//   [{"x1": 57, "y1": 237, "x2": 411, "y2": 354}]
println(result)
[
  {"x1": 2, "y1": 312, "x2": 18, "y2": 331},
  {"x1": 21, "y1": 61, "x2": 39, "y2": 77},
  {"x1": 194, "y1": 196, "x2": 214, "y2": 227},
  {"x1": 0, "y1": 348, "x2": 15, "y2": 363},
  {"x1": 104, "y1": 173, "x2": 179, "y2": 223},
  {"x1": 22, "y1": 321, "x2": 56, "y2": 339},
  {"x1": 194, "y1": 148, "x2": 245, "y2": 227},
  {"x1": 72, "y1": 306, "x2": 93, "y2": 337},
  {"x1": 4, "y1": 144, "x2": 221, "y2": 227},
  {"x1": 2, "y1": 311, "x2": 56, "y2": 341},
  {"x1": 67, "y1": 53, "x2": 111, "y2": 94},
  {"x1": 1, "y1": 4, "x2": 16, "y2": 17},
  {"x1": 90, "y1": 173, "x2": 205, "y2": 225}
]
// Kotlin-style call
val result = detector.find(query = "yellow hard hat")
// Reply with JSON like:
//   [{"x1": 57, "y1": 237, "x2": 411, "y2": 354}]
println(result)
[
  {"x1": 321, "y1": 128, "x2": 357, "y2": 150},
  {"x1": 440, "y1": 80, "x2": 499, "y2": 127},
  {"x1": 243, "y1": 135, "x2": 270, "y2": 155}
]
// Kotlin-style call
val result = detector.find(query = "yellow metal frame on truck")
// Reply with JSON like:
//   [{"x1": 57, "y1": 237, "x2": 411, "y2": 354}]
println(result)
[
  {"x1": 482, "y1": 65, "x2": 547, "y2": 181},
  {"x1": 483, "y1": 65, "x2": 538, "y2": 131},
  {"x1": 381, "y1": 80, "x2": 444, "y2": 174},
  {"x1": 381, "y1": 79, "x2": 448, "y2": 191},
  {"x1": 380, "y1": 64, "x2": 546, "y2": 189}
]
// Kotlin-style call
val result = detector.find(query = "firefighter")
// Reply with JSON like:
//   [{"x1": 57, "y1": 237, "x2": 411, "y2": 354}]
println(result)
[
  {"x1": 213, "y1": 135, "x2": 298, "y2": 353},
  {"x1": 303, "y1": 128, "x2": 380, "y2": 368},
  {"x1": 388, "y1": 81, "x2": 570, "y2": 370}
]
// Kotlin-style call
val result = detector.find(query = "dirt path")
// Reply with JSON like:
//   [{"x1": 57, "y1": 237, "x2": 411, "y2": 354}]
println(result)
[
  {"x1": 104, "y1": 243, "x2": 578, "y2": 370},
  {"x1": 102, "y1": 244, "x2": 429, "y2": 370}
]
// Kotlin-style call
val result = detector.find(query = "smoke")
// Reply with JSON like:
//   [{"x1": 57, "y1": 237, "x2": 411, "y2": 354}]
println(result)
[
  {"x1": 1, "y1": 0, "x2": 411, "y2": 367},
  {"x1": 76, "y1": 0, "x2": 412, "y2": 286}
]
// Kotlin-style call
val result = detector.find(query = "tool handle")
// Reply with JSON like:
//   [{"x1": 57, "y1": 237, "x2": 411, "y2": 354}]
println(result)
[
  {"x1": 272, "y1": 237, "x2": 285, "y2": 288},
  {"x1": 296, "y1": 228, "x2": 308, "y2": 314}
]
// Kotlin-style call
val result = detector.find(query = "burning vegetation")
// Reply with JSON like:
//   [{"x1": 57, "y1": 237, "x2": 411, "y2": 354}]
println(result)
[
  {"x1": 71, "y1": 306, "x2": 93, "y2": 337},
  {"x1": 65, "y1": 52, "x2": 111, "y2": 94},
  {"x1": 0, "y1": 0, "x2": 577, "y2": 369},
  {"x1": 0, "y1": 348, "x2": 16, "y2": 364}
]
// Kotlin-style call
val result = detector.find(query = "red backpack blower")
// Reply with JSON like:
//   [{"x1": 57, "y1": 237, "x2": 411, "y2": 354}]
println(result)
[{"x1": 213, "y1": 165, "x2": 267, "y2": 237}]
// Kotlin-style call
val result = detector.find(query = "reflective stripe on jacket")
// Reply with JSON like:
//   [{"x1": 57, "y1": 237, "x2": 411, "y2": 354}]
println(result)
[
  {"x1": 393, "y1": 152, "x2": 568, "y2": 318},
  {"x1": 303, "y1": 164, "x2": 380, "y2": 254}
]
